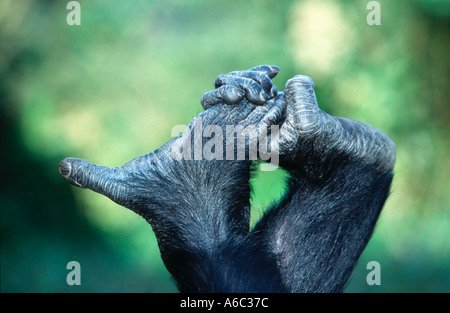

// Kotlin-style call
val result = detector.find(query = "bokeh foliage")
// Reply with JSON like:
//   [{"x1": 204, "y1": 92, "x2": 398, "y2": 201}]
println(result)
[{"x1": 1, "y1": 0, "x2": 449, "y2": 292}]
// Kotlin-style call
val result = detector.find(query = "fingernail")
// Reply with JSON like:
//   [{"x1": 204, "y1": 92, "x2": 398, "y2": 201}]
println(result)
[
  {"x1": 58, "y1": 159, "x2": 72, "y2": 178},
  {"x1": 270, "y1": 65, "x2": 280, "y2": 73}
]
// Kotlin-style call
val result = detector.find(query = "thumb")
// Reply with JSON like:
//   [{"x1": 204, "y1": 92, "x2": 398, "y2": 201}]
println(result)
[
  {"x1": 284, "y1": 75, "x2": 318, "y2": 111},
  {"x1": 58, "y1": 158, "x2": 130, "y2": 206}
]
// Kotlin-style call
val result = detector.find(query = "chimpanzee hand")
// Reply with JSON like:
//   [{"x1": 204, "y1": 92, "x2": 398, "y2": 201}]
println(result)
[
  {"x1": 58, "y1": 65, "x2": 280, "y2": 222},
  {"x1": 58, "y1": 100, "x2": 269, "y2": 241},
  {"x1": 58, "y1": 65, "x2": 284, "y2": 292},
  {"x1": 203, "y1": 65, "x2": 396, "y2": 293}
]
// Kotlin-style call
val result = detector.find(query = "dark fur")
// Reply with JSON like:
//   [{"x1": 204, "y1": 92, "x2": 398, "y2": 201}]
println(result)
[{"x1": 58, "y1": 66, "x2": 394, "y2": 293}]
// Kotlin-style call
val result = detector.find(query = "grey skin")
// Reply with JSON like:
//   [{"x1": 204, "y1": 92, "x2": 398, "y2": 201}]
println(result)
[
  {"x1": 203, "y1": 70, "x2": 396, "y2": 177},
  {"x1": 58, "y1": 66, "x2": 281, "y2": 278},
  {"x1": 202, "y1": 66, "x2": 396, "y2": 293},
  {"x1": 58, "y1": 64, "x2": 396, "y2": 292},
  {"x1": 58, "y1": 65, "x2": 280, "y2": 210}
]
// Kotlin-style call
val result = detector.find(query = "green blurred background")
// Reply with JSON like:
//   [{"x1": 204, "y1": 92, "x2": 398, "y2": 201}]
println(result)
[{"x1": 1, "y1": 0, "x2": 449, "y2": 293}]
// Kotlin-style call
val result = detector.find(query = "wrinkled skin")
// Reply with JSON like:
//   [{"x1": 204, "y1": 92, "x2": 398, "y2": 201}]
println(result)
[
  {"x1": 203, "y1": 66, "x2": 396, "y2": 292},
  {"x1": 59, "y1": 65, "x2": 396, "y2": 293},
  {"x1": 59, "y1": 66, "x2": 286, "y2": 292},
  {"x1": 58, "y1": 66, "x2": 280, "y2": 239},
  {"x1": 204, "y1": 70, "x2": 395, "y2": 179}
]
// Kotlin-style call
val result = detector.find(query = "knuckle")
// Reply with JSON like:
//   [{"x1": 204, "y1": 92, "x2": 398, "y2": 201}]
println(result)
[{"x1": 215, "y1": 74, "x2": 227, "y2": 87}]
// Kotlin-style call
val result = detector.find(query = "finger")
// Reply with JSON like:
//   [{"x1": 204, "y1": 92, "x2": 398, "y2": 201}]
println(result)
[
  {"x1": 284, "y1": 75, "x2": 318, "y2": 111},
  {"x1": 215, "y1": 75, "x2": 269, "y2": 105},
  {"x1": 230, "y1": 99, "x2": 258, "y2": 121},
  {"x1": 201, "y1": 85, "x2": 245, "y2": 110},
  {"x1": 58, "y1": 158, "x2": 129, "y2": 205},
  {"x1": 229, "y1": 70, "x2": 278, "y2": 98},
  {"x1": 249, "y1": 65, "x2": 280, "y2": 79},
  {"x1": 258, "y1": 92, "x2": 286, "y2": 129}
]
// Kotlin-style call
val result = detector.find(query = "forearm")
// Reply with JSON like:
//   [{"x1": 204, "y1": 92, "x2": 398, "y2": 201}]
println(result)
[
  {"x1": 120, "y1": 143, "x2": 256, "y2": 290},
  {"x1": 149, "y1": 158, "x2": 253, "y2": 240},
  {"x1": 254, "y1": 161, "x2": 393, "y2": 292}
]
